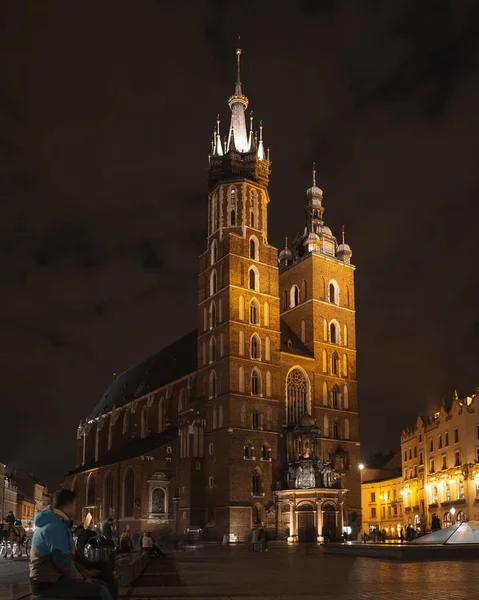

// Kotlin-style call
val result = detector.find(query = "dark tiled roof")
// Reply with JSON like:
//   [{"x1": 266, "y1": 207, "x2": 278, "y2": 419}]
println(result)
[
  {"x1": 280, "y1": 320, "x2": 314, "y2": 358},
  {"x1": 89, "y1": 330, "x2": 197, "y2": 419},
  {"x1": 67, "y1": 428, "x2": 178, "y2": 475}
]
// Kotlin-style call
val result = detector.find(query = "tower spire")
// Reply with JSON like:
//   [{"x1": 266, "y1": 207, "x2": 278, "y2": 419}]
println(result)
[
  {"x1": 215, "y1": 115, "x2": 223, "y2": 156},
  {"x1": 257, "y1": 120, "x2": 265, "y2": 161},
  {"x1": 227, "y1": 45, "x2": 249, "y2": 153},
  {"x1": 312, "y1": 162, "x2": 316, "y2": 187}
]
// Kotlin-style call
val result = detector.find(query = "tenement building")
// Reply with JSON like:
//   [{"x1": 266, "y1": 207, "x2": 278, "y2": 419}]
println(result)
[
  {"x1": 361, "y1": 387, "x2": 479, "y2": 537},
  {"x1": 64, "y1": 48, "x2": 360, "y2": 543}
]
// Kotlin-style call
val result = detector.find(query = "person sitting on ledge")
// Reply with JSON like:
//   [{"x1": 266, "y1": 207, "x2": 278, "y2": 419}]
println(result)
[{"x1": 29, "y1": 488, "x2": 112, "y2": 600}]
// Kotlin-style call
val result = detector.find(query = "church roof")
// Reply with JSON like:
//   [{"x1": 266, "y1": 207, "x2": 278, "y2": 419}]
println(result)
[
  {"x1": 88, "y1": 330, "x2": 197, "y2": 419},
  {"x1": 67, "y1": 428, "x2": 178, "y2": 475},
  {"x1": 280, "y1": 320, "x2": 314, "y2": 358}
]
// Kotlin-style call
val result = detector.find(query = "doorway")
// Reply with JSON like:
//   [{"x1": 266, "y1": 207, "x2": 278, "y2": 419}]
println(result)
[
  {"x1": 322, "y1": 504, "x2": 337, "y2": 542},
  {"x1": 297, "y1": 505, "x2": 315, "y2": 542}
]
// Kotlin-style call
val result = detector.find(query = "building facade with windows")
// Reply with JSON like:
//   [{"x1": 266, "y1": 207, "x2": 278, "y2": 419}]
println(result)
[{"x1": 64, "y1": 48, "x2": 360, "y2": 543}]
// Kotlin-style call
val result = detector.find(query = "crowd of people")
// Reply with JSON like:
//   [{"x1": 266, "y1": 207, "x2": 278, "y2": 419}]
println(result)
[{"x1": 27, "y1": 489, "x2": 167, "y2": 600}]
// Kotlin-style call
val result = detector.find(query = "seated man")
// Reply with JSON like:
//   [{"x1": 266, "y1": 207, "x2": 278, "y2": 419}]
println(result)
[{"x1": 30, "y1": 489, "x2": 112, "y2": 600}]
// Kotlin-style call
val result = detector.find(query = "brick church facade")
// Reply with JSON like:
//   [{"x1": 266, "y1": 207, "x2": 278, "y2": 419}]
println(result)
[{"x1": 64, "y1": 48, "x2": 360, "y2": 543}]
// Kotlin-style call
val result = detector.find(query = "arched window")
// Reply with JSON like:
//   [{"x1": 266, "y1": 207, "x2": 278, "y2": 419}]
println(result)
[
  {"x1": 251, "y1": 369, "x2": 261, "y2": 396},
  {"x1": 211, "y1": 240, "x2": 218, "y2": 265},
  {"x1": 239, "y1": 295, "x2": 245, "y2": 321},
  {"x1": 209, "y1": 337, "x2": 216, "y2": 362},
  {"x1": 239, "y1": 330, "x2": 245, "y2": 355},
  {"x1": 239, "y1": 367, "x2": 245, "y2": 393},
  {"x1": 286, "y1": 368, "x2": 309, "y2": 424},
  {"x1": 229, "y1": 188, "x2": 237, "y2": 226},
  {"x1": 264, "y1": 302, "x2": 270, "y2": 326},
  {"x1": 252, "y1": 408, "x2": 262, "y2": 429},
  {"x1": 253, "y1": 503, "x2": 262, "y2": 525},
  {"x1": 211, "y1": 193, "x2": 217, "y2": 234},
  {"x1": 323, "y1": 319, "x2": 328, "y2": 341},
  {"x1": 344, "y1": 324, "x2": 348, "y2": 347},
  {"x1": 250, "y1": 299, "x2": 259, "y2": 324},
  {"x1": 322, "y1": 381, "x2": 328, "y2": 406},
  {"x1": 343, "y1": 385, "x2": 349, "y2": 409},
  {"x1": 141, "y1": 406, "x2": 148, "y2": 438},
  {"x1": 332, "y1": 352, "x2": 340, "y2": 376},
  {"x1": 322, "y1": 350, "x2": 327, "y2": 373},
  {"x1": 209, "y1": 302, "x2": 216, "y2": 329},
  {"x1": 87, "y1": 474, "x2": 96, "y2": 506},
  {"x1": 262, "y1": 444, "x2": 272, "y2": 460},
  {"x1": 456, "y1": 510, "x2": 466, "y2": 523},
  {"x1": 331, "y1": 386, "x2": 340, "y2": 409},
  {"x1": 179, "y1": 388, "x2": 186, "y2": 411},
  {"x1": 330, "y1": 322, "x2": 337, "y2": 344},
  {"x1": 333, "y1": 420, "x2": 340, "y2": 439},
  {"x1": 323, "y1": 415, "x2": 330, "y2": 437},
  {"x1": 266, "y1": 371, "x2": 272, "y2": 397},
  {"x1": 210, "y1": 270, "x2": 217, "y2": 296},
  {"x1": 329, "y1": 280, "x2": 339, "y2": 305},
  {"x1": 251, "y1": 334, "x2": 261, "y2": 360},
  {"x1": 151, "y1": 488, "x2": 166, "y2": 515},
  {"x1": 343, "y1": 354, "x2": 348, "y2": 377},
  {"x1": 301, "y1": 280, "x2": 307, "y2": 301},
  {"x1": 249, "y1": 267, "x2": 259, "y2": 291},
  {"x1": 122, "y1": 409, "x2": 129, "y2": 435},
  {"x1": 158, "y1": 397, "x2": 164, "y2": 432},
  {"x1": 123, "y1": 469, "x2": 135, "y2": 517},
  {"x1": 104, "y1": 472, "x2": 114, "y2": 519},
  {"x1": 301, "y1": 320, "x2": 306, "y2": 343},
  {"x1": 249, "y1": 237, "x2": 258, "y2": 260},
  {"x1": 209, "y1": 371, "x2": 217, "y2": 398},
  {"x1": 444, "y1": 512, "x2": 451, "y2": 526},
  {"x1": 252, "y1": 468, "x2": 262, "y2": 495},
  {"x1": 344, "y1": 418, "x2": 350, "y2": 440},
  {"x1": 250, "y1": 192, "x2": 256, "y2": 228},
  {"x1": 244, "y1": 442, "x2": 254, "y2": 459},
  {"x1": 265, "y1": 336, "x2": 271, "y2": 361},
  {"x1": 290, "y1": 285, "x2": 300, "y2": 307},
  {"x1": 230, "y1": 208, "x2": 236, "y2": 225}
]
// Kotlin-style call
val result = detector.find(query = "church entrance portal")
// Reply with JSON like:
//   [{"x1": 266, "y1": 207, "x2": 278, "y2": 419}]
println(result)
[
  {"x1": 322, "y1": 503, "x2": 337, "y2": 542},
  {"x1": 297, "y1": 505, "x2": 315, "y2": 542}
]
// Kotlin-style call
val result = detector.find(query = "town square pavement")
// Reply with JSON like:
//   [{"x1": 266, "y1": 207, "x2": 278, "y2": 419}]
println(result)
[{"x1": 125, "y1": 543, "x2": 479, "y2": 600}]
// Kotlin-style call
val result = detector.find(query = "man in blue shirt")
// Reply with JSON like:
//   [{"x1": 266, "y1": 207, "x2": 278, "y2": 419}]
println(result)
[{"x1": 30, "y1": 489, "x2": 112, "y2": 600}]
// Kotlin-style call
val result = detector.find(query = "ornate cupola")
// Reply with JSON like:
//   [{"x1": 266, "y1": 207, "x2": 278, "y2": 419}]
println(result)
[{"x1": 208, "y1": 47, "x2": 272, "y2": 189}]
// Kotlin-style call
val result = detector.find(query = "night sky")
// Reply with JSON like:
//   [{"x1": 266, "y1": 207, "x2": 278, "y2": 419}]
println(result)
[{"x1": 2, "y1": 1, "x2": 479, "y2": 487}]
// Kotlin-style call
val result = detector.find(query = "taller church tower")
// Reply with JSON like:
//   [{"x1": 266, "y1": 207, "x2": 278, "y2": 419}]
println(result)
[{"x1": 197, "y1": 48, "x2": 282, "y2": 539}]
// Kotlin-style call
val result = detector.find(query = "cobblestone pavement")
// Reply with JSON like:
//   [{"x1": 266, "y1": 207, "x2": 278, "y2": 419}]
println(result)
[{"x1": 126, "y1": 544, "x2": 479, "y2": 600}]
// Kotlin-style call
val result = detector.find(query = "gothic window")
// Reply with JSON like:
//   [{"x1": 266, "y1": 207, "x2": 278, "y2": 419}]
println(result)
[
  {"x1": 210, "y1": 270, "x2": 217, "y2": 296},
  {"x1": 140, "y1": 406, "x2": 148, "y2": 438},
  {"x1": 87, "y1": 474, "x2": 95, "y2": 506},
  {"x1": 250, "y1": 192, "x2": 256, "y2": 228},
  {"x1": 122, "y1": 409, "x2": 129, "y2": 435},
  {"x1": 209, "y1": 337, "x2": 216, "y2": 362},
  {"x1": 331, "y1": 387, "x2": 340, "y2": 409},
  {"x1": 239, "y1": 295, "x2": 245, "y2": 321},
  {"x1": 264, "y1": 302, "x2": 270, "y2": 326},
  {"x1": 266, "y1": 371, "x2": 272, "y2": 397},
  {"x1": 211, "y1": 240, "x2": 218, "y2": 265},
  {"x1": 253, "y1": 504, "x2": 262, "y2": 525},
  {"x1": 265, "y1": 336, "x2": 271, "y2": 361},
  {"x1": 211, "y1": 193, "x2": 217, "y2": 233},
  {"x1": 209, "y1": 370, "x2": 217, "y2": 398},
  {"x1": 344, "y1": 418, "x2": 350, "y2": 440},
  {"x1": 343, "y1": 385, "x2": 349, "y2": 409},
  {"x1": 123, "y1": 469, "x2": 135, "y2": 517},
  {"x1": 330, "y1": 322, "x2": 337, "y2": 344},
  {"x1": 250, "y1": 299, "x2": 259, "y2": 324},
  {"x1": 244, "y1": 442, "x2": 254, "y2": 459},
  {"x1": 290, "y1": 285, "x2": 300, "y2": 307},
  {"x1": 344, "y1": 324, "x2": 348, "y2": 347},
  {"x1": 251, "y1": 334, "x2": 260, "y2": 360},
  {"x1": 322, "y1": 381, "x2": 328, "y2": 405},
  {"x1": 252, "y1": 468, "x2": 262, "y2": 495},
  {"x1": 252, "y1": 409, "x2": 262, "y2": 429},
  {"x1": 301, "y1": 320, "x2": 306, "y2": 343},
  {"x1": 230, "y1": 209, "x2": 236, "y2": 225},
  {"x1": 322, "y1": 350, "x2": 327, "y2": 373},
  {"x1": 343, "y1": 354, "x2": 348, "y2": 377},
  {"x1": 286, "y1": 368, "x2": 309, "y2": 424},
  {"x1": 209, "y1": 302, "x2": 216, "y2": 329},
  {"x1": 104, "y1": 472, "x2": 114, "y2": 519},
  {"x1": 251, "y1": 369, "x2": 261, "y2": 396},
  {"x1": 262, "y1": 444, "x2": 271, "y2": 460},
  {"x1": 228, "y1": 188, "x2": 237, "y2": 226},
  {"x1": 249, "y1": 236, "x2": 259, "y2": 260},
  {"x1": 239, "y1": 367, "x2": 245, "y2": 393},
  {"x1": 249, "y1": 267, "x2": 259, "y2": 291},
  {"x1": 239, "y1": 331, "x2": 245, "y2": 355},
  {"x1": 158, "y1": 397, "x2": 164, "y2": 432},
  {"x1": 329, "y1": 280, "x2": 339, "y2": 305},
  {"x1": 332, "y1": 352, "x2": 340, "y2": 376},
  {"x1": 151, "y1": 488, "x2": 165, "y2": 514},
  {"x1": 333, "y1": 421, "x2": 340, "y2": 440}
]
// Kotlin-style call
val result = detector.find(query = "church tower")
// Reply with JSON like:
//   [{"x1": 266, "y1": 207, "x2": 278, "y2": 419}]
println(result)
[{"x1": 196, "y1": 48, "x2": 282, "y2": 539}]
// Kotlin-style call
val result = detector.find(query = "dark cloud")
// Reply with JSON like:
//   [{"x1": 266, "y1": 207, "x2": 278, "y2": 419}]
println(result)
[{"x1": 1, "y1": 0, "x2": 478, "y2": 485}]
